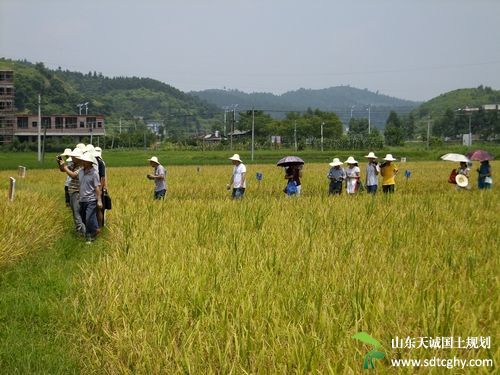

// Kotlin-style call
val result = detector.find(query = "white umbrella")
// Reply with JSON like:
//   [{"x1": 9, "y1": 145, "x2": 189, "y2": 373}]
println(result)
[{"x1": 440, "y1": 153, "x2": 470, "y2": 163}]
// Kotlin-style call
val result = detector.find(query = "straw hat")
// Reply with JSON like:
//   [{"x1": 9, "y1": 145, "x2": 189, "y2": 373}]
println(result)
[
  {"x1": 365, "y1": 151, "x2": 378, "y2": 159},
  {"x1": 229, "y1": 154, "x2": 242, "y2": 162},
  {"x1": 383, "y1": 154, "x2": 397, "y2": 161},
  {"x1": 329, "y1": 158, "x2": 343, "y2": 167},
  {"x1": 455, "y1": 174, "x2": 469, "y2": 187},
  {"x1": 148, "y1": 156, "x2": 160, "y2": 165},
  {"x1": 345, "y1": 156, "x2": 358, "y2": 164},
  {"x1": 76, "y1": 143, "x2": 86, "y2": 150},
  {"x1": 61, "y1": 148, "x2": 72, "y2": 157}
]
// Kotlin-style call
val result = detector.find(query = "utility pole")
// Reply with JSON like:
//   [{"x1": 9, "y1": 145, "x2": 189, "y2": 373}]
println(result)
[
  {"x1": 367, "y1": 104, "x2": 371, "y2": 135},
  {"x1": 426, "y1": 115, "x2": 431, "y2": 149},
  {"x1": 294, "y1": 120, "x2": 297, "y2": 151},
  {"x1": 230, "y1": 109, "x2": 235, "y2": 151},
  {"x1": 37, "y1": 94, "x2": 41, "y2": 162},
  {"x1": 119, "y1": 117, "x2": 122, "y2": 134},
  {"x1": 251, "y1": 108, "x2": 255, "y2": 161},
  {"x1": 468, "y1": 113, "x2": 472, "y2": 146},
  {"x1": 321, "y1": 121, "x2": 324, "y2": 152}
]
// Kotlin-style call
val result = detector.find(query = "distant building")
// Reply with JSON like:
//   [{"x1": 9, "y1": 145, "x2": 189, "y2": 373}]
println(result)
[
  {"x1": 145, "y1": 120, "x2": 163, "y2": 135},
  {"x1": 14, "y1": 114, "x2": 105, "y2": 142},
  {"x1": 0, "y1": 69, "x2": 105, "y2": 143},
  {"x1": 0, "y1": 70, "x2": 15, "y2": 143}
]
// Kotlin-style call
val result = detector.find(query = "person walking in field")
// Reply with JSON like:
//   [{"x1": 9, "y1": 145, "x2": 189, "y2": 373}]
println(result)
[
  {"x1": 58, "y1": 148, "x2": 85, "y2": 236},
  {"x1": 477, "y1": 160, "x2": 492, "y2": 189},
  {"x1": 380, "y1": 154, "x2": 399, "y2": 193},
  {"x1": 147, "y1": 156, "x2": 167, "y2": 200},
  {"x1": 327, "y1": 158, "x2": 345, "y2": 195},
  {"x1": 93, "y1": 147, "x2": 108, "y2": 226},
  {"x1": 345, "y1": 156, "x2": 360, "y2": 195},
  {"x1": 227, "y1": 154, "x2": 246, "y2": 199},
  {"x1": 364, "y1": 151, "x2": 380, "y2": 194}
]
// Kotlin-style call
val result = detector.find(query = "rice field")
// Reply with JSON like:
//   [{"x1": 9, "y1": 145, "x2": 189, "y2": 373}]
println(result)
[{"x1": 1, "y1": 161, "x2": 498, "y2": 373}]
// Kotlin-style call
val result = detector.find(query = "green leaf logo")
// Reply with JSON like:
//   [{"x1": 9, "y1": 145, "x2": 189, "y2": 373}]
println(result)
[{"x1": 352, "y1": 332, "x2": 385, "y2": 369}]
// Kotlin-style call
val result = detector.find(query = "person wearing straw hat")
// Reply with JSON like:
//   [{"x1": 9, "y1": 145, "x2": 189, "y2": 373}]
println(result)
[
  {"x1": 380, "y1": 154, "x2": 399, "y2": 193},
  {"x1": 455, "y1": 161, "x2": 471, "y2": 191},
  {"x1": 58, "y1": 148, "x2": 85, "y2": 236},
  {"x1": 344, "y1": 156, "x2": 360, "y2": 194},
  {"x1": 72, "y1": 151, "x2": 102, "y2": 243},
  {"x1": 227, "y1": 154, "x2": 246, "y2": 199},
  {"x1": 147, "y1": 156, "x2": 167, "y2": 199},
  {"x1": 327, "y1": 158, "x2": 346, "y2": 195},
  {"x1": 364, "y1": 151, "x2": 380, "y2": 194},
  {"x1": 58, "y1": 148, "x2": 73, "y2": 206}
]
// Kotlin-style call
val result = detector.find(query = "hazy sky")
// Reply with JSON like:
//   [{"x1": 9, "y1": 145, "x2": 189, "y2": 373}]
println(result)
[{"x1": 1, "y1": 0, "x2": 500, "y2": 101}]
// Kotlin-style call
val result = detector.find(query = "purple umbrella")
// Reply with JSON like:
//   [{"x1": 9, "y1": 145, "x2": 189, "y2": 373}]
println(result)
[
  {"x1": 276, "y1": 156, "x2": 305, "y2": 167},
  {"x1": 466, "y1": 150, "x2": 494, "y2": 161}
]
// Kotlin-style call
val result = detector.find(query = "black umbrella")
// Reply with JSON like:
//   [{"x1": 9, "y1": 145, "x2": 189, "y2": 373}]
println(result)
[{"x1": 277, "y1": 156, "x2": 305, "y2": 167}]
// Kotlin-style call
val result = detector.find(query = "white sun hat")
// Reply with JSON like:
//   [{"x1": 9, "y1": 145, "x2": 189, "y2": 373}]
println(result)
[
  {"x1": 365, "y1": 151, "x2": 378, "y2": 159},
  {"x1": 148, "y1": 156, "x2": 160, "y2": 164},
  {"x1": 329, "y1": 158, "x2": 343, "y2": 167},
  {"x1": 383, "y1": 154, "x2": 397, "y2": 161},
  {"x1": 229, "y1": 154, "x2": 242, "y2": 162},
  {"x1": 345, "y1": 156, "x2": 358, "y2": 164},
  {"x1": 455, "y1": 174, "x2": 469, "y2": 187},
  {"x1": 93, "y1": 147, "x2": 102, "y2": 158},
  {"x1": 85, "y1": 144, "x2": 95, "y2": 153},
  {"x1": 76, "y1": 143, "x2": 86, "y2": 150},
  {"x1": 74, "y1": 152, "x2": 96, "y2": 165},
  {"x1": 70, "y1": 148, "x2": 84, "y2": 159},
  {"x1": 60, "y1": 148, "x2": 72, "y2": 157}
]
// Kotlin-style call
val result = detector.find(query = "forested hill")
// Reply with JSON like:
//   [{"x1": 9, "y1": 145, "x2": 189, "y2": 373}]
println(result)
[
  {"x1": 191, "y1": 87, "x2": 420, "y2": 127},
  {"x1": 0, "y1": 58, "x2": 219, "y2": 131},
  {"x1": 414, "y1": 86, "x2": 500, "y2": 118}
]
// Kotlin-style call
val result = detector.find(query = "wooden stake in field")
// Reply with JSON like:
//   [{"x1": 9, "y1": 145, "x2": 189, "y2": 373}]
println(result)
[
  {"x1": 18, "y1": 166, "x2": 26, "y2": 178},
  {"x1": 8, "y1": 177, "x2": 16, "y2": 201}
]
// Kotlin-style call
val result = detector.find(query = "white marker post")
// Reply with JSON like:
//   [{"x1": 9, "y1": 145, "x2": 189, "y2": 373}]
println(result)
[
  {"x1": 18, "y1": 165, "x2": 26, "y2": 178},
  {"x1": 8, "y1": 177, "x2": 16, "y2": 201}
]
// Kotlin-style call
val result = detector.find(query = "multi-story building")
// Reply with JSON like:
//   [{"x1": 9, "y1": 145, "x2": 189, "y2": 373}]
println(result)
[
  {"x1": 0, "y1": 70, "x2": 15, "y2": 143},
  {"x1": 0, "y1": 69, "x2": 105, "y2": 143}
]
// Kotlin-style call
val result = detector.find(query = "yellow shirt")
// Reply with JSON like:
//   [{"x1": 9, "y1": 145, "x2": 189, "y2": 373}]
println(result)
[{"x1": 381, "y1": 163, "x2": 398, "y2": 185}]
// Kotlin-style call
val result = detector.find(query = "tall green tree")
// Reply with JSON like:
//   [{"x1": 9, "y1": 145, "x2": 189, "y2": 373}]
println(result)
[{"x1": 384, "y1": 111, "x2": 403, "y2": 146}]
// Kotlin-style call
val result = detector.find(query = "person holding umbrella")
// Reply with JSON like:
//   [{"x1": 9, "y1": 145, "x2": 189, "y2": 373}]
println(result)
[
  {"x1": 327, "y1": 158, "x2": 345, "y2": 195},
  {"x1": 277, "y1": 156, "x2": 304, "y2": 197},
  {"x1": 227, "y1": 154, "x2": 246, "y2": 199},
  {"x1": 380, "y1": 154, "x2": 399, "y2": 193},
  {"x1": 455, "y1": 161, "x2": 471, "y2": 190}
]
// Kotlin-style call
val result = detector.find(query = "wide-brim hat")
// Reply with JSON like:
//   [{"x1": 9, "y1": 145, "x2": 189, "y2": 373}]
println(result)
[
  {"x1": 148, "y1": 156, "x2": 160, "y2": 164},
  {"x1": 61, "y1": 148, "x2": 72, "y2": 157},
  {"x1": 345, "y1": 156, "x2": 358, "y2": 164},
  {"x1": 76, "y1": 143, "x2": 86, "y2": 150},
  {"x1": 329, "y1": 158, "x2": 343, "y2": 167},
  {"x1": 455, "y1": 174, "x2": 469, "y2": 187},
  {"x1": 383, "y1": 154, "x2": 397, "y2": 161},
  {"x1": 74, "y1": 152, "x2": 96, "y2": 165},
  {"x1": 365, "y1": 152, "x2": 378, "y2": 159},
  {"x1": 70, "y1": 148, "x2": 84, "y2": 159},
  {"x1": 92, "y1": 149, "x2": 102, "y2": 158},
  {"x1": 85, "y1": 144, "x2": 95, "y2": 153},
  {"x1": 229, "y1": 154, "x2": 242, "y2": 162}
]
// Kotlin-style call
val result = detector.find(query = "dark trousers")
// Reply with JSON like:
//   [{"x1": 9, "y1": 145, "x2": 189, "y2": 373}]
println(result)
[
  {"x1": 329, "y1": 180, "x2": 342, "y2": 195},
  {"x1": 366, "y1": 185, "x2": 378, "y2": 194},
  {"x1": 382, "y1": 184, "x2": 395, "y2": 193},
  {"x1": 154, "y1": 189, "x2": 166, "y2": 200},
  {"x1": 64, "y1": 186, "x2": 70, "y2": 206},
  {"x1": 232, "y1": 187, "x2": 245, "y2": 199},
  {"x1": 80, "y1": 200, "x2": 99, "y2": 238}
]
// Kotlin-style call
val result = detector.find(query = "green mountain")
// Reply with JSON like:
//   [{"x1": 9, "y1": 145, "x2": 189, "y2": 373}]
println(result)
[
  {"x1": 191, "y1": 87, "x2": 420, "y2": 128},
  {"x1": 415, "y1": 86, "x2": 500, "y2": 118},
  {"x1": 0, "y1": 58, "x2": 220, "y2": 134}
]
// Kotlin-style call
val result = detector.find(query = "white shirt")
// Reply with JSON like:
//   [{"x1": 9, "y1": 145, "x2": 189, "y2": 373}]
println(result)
[
  {"x1": 233, "y1": 163, "x2": 247, "y2": 188},
  {"x1": 365, "y1": 162, "x2": 380, "y2": 186}
]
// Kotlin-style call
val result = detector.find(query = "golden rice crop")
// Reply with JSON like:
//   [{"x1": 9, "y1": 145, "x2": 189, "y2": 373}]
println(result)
[
  {"x1": 0, "y1": 170, "x2": 65, "y2": 266},
  {"x1": 70, "y1": 161, "x2": 499, "y2": 374}
]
